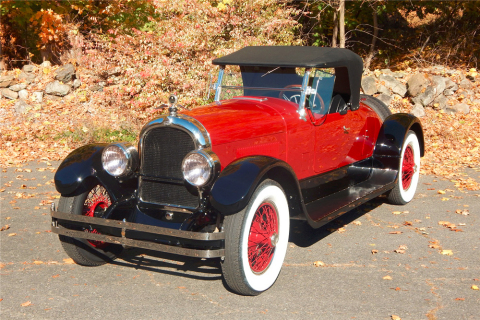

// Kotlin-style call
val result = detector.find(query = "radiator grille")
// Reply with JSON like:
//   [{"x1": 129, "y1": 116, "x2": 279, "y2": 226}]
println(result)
[
  {"x1": 139, "y1": 127, "x2": 198, "y2": 208},
  {"x1": 141, "y1": 127, "x2": 195, "y2": 179},
  {"x1": 139, "y1": 179, "x2": 198, "y2": 208}
]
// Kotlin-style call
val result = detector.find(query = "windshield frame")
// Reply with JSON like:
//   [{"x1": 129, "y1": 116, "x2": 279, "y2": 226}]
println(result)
[{"x1": 214, "y1": 66, "x2": 313, "y2": 121}]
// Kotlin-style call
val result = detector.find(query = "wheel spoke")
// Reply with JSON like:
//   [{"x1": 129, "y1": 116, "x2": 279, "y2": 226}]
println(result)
[
  {"x1": 402, "y1": 145, "x2": 415, "y2": 190},
  {"x1": 248, "y1": 202, "x2": 279, "y2": 273}
]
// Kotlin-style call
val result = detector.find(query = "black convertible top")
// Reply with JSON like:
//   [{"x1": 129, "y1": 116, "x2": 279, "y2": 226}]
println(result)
[{"x1": 213, "y1": 46, "x2": 363, "y2": 110}]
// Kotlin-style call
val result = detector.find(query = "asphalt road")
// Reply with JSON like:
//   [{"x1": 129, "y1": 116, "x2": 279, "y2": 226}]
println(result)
[{"x1": 1, "y1": 161, "x2": 479, "y2": 320}]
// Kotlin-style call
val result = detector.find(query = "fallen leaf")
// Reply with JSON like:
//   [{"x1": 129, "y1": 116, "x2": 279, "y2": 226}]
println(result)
[
  {"x1": 0, "y1": 225, "x2": 10, "y2": 231},
  {"x1": 63, "y1": 258, "x2": 75, "y2": 264},
  {"x1": 455, "y1": 297, "x2": 465, "y2": 301},
  {"x1": 33, "y1": 260, "x2": 43, "y2": 265},
  {"x1": 21, "y1": 301, "x2": 32, "y2": 307},
  {"x1": 441, "y1": 197, "x2": 449, "y2": 201},
  {"x1": 391, "y1": 315, "x2": 401, "y2": 320},
  {"x1": 352, "y1": 221, "x2": 362, "y2": 226},
  {"x1": 403, "y1": 221, "x2": 413, "y2": 226},
  {"x1": 313, "y1": 261, "x2": 325, "y2": 267},
  {"x1": 389, "y1": 231, "x2": 403, "y2": 234},
  {"x1": 441, "y1": 250, "x2": 453, "y2": 256},
  {"x1": 371, "y1": 249, "x2": 379, "y2": 254},
  {"x1": 472, "y1": 285, "x2": 479, "y2": 290},
  {"x1": 438, "y1": 190, "x2": 446, "y2": 194},
  {"x1": 392, "y1": 211, "x2": 402, "y2": 215},
  {"x1": 8, "y1": 233, "x2": 17, "y2": 237},
  {"x1": 383, "y1": 275, "x2": 392, "y2": 280},
  {"x1": 337, "y1": 227, "x2": 346, "y2": 233}
]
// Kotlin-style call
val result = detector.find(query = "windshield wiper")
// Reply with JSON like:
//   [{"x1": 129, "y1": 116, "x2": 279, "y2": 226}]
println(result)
[{"x1": 261, "y1": 67, "x2": 280, "y2": 77}]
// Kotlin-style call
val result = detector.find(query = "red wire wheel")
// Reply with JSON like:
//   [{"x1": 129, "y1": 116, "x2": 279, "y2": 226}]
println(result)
[
  {"x1": 401, "y1": 145, "x2": 415, "y2": 191},
  {"x1": 82, "y1": 185, "x2": 111, "y2": 248},
  {"x1": 248, "y1": 202, "x2": 279, "y2": 273}
]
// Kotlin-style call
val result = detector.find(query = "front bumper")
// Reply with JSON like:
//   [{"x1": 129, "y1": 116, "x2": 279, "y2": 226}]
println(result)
[{"x1": 51, "y1": 208, "x2": 225, "y2": 258}]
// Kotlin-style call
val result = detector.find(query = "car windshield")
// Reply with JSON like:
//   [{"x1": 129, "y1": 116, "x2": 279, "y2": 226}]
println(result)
[{"x1": 218, "y1": 66, "x2": 305, "y2": 101}]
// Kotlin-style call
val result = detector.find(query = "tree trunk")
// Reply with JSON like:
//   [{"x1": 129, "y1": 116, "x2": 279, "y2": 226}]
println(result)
[
  {"x1": 364, "y1": 5, "x2": 378, "y2": 70},
  {"x1": 332, "y1": 8, "x2": 338, "y2": 47},
  {"x1": 339, "y1": 0, "x2": 345, "y2": 48}
]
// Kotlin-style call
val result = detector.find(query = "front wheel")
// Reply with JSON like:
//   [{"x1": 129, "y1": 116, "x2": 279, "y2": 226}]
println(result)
[
  {"x1": 221, "y1": 179, "x2": 290, "y2": 296},
  {"x1": 58, "y1": 184, "x2": 122, "y2": 266},
  {"x1": 387, "y1": 131, "x2": 421, "y2": 205}
]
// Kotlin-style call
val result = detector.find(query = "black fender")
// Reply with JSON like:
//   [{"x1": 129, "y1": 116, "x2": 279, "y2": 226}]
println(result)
[
  {"x1": 209, "y1": 156, "x2": 304, "y2": 216},
  {"x1": 54, "y1": 144, "x2": 135, "y2": 201},
  {"x1": 373, "y1": 113, "x2": 424, "y2": 172}
]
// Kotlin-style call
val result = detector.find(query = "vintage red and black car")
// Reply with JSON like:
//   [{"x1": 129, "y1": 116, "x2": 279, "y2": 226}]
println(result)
[{"x1": 51, "y1": 46, "x2": 424, "y2": 295}]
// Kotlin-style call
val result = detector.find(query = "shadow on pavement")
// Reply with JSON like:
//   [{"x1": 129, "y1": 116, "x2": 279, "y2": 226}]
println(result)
[
  {"x1": 289, "y1": 198, "x2": 385, "y2": 247},
  {"x1": 113, "y1": 248, "x2": 222, "y2": 281}
]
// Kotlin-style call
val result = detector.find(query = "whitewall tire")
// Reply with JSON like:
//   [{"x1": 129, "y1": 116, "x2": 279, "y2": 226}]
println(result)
[
  {"x1": 221, "y1": 179, "x2": 290, "y2": 295},
  {"x1": 388, "y1": 131, "x2": 421, "y2": 205}
]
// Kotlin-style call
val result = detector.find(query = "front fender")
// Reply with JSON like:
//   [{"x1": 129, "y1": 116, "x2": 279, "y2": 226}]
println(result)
[
  {"x1": 210, "y1": 156, "x2": 295, "y2": 215},
  {"x1": 373, "y1": 113, "x2": 424, "y2": 171},
  {"x1": 54, "y1": 144, "x2": 134, "y2": 201}
]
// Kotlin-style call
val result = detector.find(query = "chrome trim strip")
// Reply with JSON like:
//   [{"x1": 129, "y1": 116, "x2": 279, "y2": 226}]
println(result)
[
  {"x1": 232, "y1": 97, "x2": 268, "y2": 102},
  {"x1": 214, "y1": 67, "x2": 225, "y2": 101},
  {"x1": 139, "y1": 114, "x2": 211, "y2": 151},
  {"x1": 298, "y1": 69, "x2": 311, "y2": 121}
]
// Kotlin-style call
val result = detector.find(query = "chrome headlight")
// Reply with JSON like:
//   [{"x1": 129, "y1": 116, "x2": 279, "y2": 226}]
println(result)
[
  {"x1": 182, "y1": 150, "x2": 218, "y2": 187},
  {"x1": 102, "y1": 143, "x2": 138, "y2": 177}
]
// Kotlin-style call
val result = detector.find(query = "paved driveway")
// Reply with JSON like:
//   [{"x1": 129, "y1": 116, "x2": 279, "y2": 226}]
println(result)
[{"x1": 1, "y1": 162, "x2": 479, "y2": 319}]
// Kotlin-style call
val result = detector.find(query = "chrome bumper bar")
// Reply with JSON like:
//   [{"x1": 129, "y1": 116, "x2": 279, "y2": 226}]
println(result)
[{"x1": 51, "y1": 209, "x2": 225, "y2": 258}]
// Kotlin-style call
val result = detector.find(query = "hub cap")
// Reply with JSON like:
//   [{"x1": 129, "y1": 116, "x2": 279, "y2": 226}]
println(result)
[
  {"x1": 248, "y1": 203, "x2": 279, "y2": 273},
  {"x1": 402, "y1": 145, "x2": 415, "y2": 191}
]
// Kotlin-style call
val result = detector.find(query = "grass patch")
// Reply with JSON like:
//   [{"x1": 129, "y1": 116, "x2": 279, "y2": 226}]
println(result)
[{"x1": 55, "y1": 128, "x2": 137, "y2": 144}]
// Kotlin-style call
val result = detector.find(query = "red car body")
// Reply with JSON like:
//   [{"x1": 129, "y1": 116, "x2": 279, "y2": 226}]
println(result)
[{"x1": 51, "y1": 46, "x2": 424, "y2": 295}]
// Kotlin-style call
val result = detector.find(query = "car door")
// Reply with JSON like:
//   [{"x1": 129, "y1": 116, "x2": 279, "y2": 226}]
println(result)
[{"x1": 313, "y1": 109, "x2": 365, "y2": 173}]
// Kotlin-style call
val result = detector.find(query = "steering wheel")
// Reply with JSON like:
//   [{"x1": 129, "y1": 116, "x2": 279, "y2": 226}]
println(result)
[
  {"x1": 279, "y1": 85, "x2": 325, "y2": 115},
  {"x1": 279, "y1": 85, "x2": 302, "y2": 103}
]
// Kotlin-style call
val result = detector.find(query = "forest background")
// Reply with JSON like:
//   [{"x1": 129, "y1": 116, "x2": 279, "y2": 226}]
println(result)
[{"x1": 1, "y1": 0, "x2": 479, "y2": 188}]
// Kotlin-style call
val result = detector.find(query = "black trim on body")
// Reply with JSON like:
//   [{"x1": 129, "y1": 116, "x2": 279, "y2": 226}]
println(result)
[
  {"x1": 54, "y1": 144, "x2": 136, "y2": 201},
  {"x1": 209, "y1": 156, "x2": 301, "y2": 215}
]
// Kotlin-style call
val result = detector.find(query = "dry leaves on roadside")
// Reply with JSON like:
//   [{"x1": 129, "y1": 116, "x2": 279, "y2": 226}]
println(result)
[
  {"x1": 0, "y1": 225, "x2": 10, "y2": 231},
  {"x1": 441, "y1": 249, "x2": 453, "y2": 256},
  {"x1": 21, "y1": 301, "x2": 32, "y2": 307},
  {"x1": 455, "y1": 209, "x2": 470, "y2": 215},
  {"x1": 313, "y1": 261, "x2": 325, "y2": 267},
  {"x1": 394, "y1": 245, "x2": 408, "y2": 254}
]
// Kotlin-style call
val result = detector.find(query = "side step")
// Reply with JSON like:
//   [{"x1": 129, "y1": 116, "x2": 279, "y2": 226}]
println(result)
[{"x1": 305, "y1": 168, "x2": 397, "y2": 228}]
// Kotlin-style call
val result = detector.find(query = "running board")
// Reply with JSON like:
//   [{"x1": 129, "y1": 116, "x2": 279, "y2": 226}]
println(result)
[{"x1": 305, "y1": 168, "x2": 397, "y2": 228}]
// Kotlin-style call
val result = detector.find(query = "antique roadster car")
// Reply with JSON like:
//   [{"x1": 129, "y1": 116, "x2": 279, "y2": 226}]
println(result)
[{"x1": 51, "y1": 46, "x2": 424, "y2": 295}]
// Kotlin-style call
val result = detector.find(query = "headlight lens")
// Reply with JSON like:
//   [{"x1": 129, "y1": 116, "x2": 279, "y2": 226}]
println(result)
[
  {"x1": 102, "y1": 144, "x2": 138, "y2": 177},
  {"x1": 182, "y1": 151, "x2": 213, "y2": 187}
]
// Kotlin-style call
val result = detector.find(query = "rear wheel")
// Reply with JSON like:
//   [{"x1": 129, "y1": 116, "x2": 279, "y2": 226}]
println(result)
[
  {"x1": 360, "y1": 94, "x2": 392, "y2": 121},
  {"x1": 58, "y1": 184, "x2": 122, "y2": 266},
  {"x1": 221, "y1": 179, "x2": 290, "y2": 296},
  {"x1": 387, "y1": 131, "x2": 421, "y2": 205}
]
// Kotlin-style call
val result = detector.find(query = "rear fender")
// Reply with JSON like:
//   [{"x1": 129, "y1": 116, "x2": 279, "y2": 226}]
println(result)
[
  {"x1": 373, "y1": 113, "x2": 424, "y2": 172},
  {"x1": 54, "y1": 144, "x2": 135, "y2": 201},
  {"x1": 210, "y1": 156, "x2": 304, "y2": 216}
]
